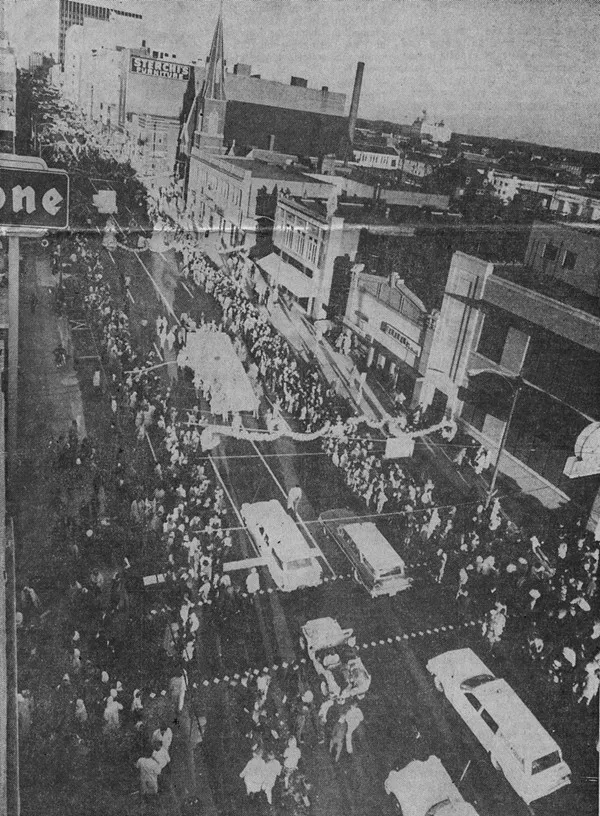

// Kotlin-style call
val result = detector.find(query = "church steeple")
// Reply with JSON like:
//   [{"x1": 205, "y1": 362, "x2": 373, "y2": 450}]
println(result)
[
  {"x1": 204, "y1": 7, "x2": 225, "y2": 102},
  {"x1": 195, "y1": 5, "x2": 227, "y2": 153}
]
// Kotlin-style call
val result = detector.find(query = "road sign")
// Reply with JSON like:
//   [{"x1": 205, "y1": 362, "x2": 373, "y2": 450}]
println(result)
[{"x1": 0, "y1": 161, "x2": 69, "y2": 229}]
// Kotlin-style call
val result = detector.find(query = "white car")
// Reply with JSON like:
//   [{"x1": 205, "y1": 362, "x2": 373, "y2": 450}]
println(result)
[
  {"x1": 426, "y1": 648, "x2": 571, "y2": 804},
  {"x1": 384, "y1": 755, "x2": 479, "y2": 816},
  {"x1": 301, "y1": 617, "x2": 371, "y2": 699}
]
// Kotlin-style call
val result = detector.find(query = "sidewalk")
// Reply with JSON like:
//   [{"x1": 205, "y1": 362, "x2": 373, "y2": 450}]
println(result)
[{"x1": 15, "y1": 243, "x2": 218, "y2": 816}]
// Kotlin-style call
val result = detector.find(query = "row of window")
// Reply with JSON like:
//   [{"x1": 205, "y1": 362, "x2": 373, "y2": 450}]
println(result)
[
  {"x1": 279, "y1": 211, "x2": 324, "y2": 268},
  {"x1": 542, "y1": 242, "x2": 577, "y2": 269},
  {"x1": 197, "y1": 169, "x2": 243, "y2": 209}
]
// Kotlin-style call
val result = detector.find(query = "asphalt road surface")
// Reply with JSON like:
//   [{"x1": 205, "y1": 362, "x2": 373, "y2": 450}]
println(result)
[{"x1": 86, "y1": 237, "x2": 596, "y2": 816}]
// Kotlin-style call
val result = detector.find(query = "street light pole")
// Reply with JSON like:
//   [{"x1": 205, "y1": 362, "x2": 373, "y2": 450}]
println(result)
[{"x1": 485, "y1": 376, "x2": 522, "y2": 508}]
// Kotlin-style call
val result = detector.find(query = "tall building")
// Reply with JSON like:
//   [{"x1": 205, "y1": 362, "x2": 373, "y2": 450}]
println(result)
[
  {"x1": 0, "y1": 0, "x2": 15, "y2": 153},
  {"x1": 57, "y1": 0, "x2": 142, "y2": 66},
  {"x1": 419, "y1": 221, "x2": 600, "y2": 530}
]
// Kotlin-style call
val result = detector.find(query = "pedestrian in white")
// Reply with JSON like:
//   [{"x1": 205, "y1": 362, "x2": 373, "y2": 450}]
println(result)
[
  {"x1": 287, "y1": 484, "x2": 302, "y2": 515},
  {"x1": 103, "y1": 691, "x2": 123, "y2": 733},
  {"x1": 283, "y1": 736, "x2": 301, "y2": 787},
  {"x1": 578, "y1": 660, "x2": 600, "y2": 705},
  {"x1": 344, "y1": 702, "x2": 364, "y2": 754},
  {"x1": 246, "y1": 567, "x2": 260, "y2": 595},
  {"x1": 152, "y1": 725, "x2": 173, "y2": 755},
  {"x1": 357, "y1": 370, "x2": 367, "y2": 400},
  {"x1": 240, "y1": 750, "x2": 267, "y2": 797},
  {"x1": 262, "y1": 752, "x2": 282, "y2": 805}
]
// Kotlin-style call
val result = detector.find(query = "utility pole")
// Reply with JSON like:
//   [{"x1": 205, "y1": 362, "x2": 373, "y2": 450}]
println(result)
[{"x1": 485, "y1": 377, "x2": 522, "y2": 508}]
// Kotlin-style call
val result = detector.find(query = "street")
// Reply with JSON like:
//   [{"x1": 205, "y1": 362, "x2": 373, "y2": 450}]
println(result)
[{"x1": 85, "y1": 236, "x2": 594, "y2": 816}]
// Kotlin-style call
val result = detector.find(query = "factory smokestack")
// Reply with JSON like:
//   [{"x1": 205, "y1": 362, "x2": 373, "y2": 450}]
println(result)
[{"x1": 348, "y1": 61, "x2": 364, "y2": 146}]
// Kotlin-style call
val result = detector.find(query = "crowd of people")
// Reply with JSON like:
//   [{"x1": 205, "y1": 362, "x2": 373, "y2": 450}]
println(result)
[
  {"x1": 166, "y1": 217, "x2": 600, "y2": 712},
  {"x1": 17, "y1": 76, "x2": 599, "y2": 812}
]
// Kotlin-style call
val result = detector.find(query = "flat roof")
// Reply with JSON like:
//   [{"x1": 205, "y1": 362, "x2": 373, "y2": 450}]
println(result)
[
  {"x1": 223, "y1": 157, "x2": 323, "y2": 183},
  {"x1": 243, "y1": 499, "x2": 315, "y2": 562},
  {"x1": 474, "y1": 679, "x2": 559, "y2": 756},
  {"x1": 342, "y1": 522, "x2": 404, "y2": 572},
  {"x1": 354, "y1": 144, "x2": 399, "y2": 156},
  {"x1": 493, "y1": 263, "x2": 600, "y2": 318}
]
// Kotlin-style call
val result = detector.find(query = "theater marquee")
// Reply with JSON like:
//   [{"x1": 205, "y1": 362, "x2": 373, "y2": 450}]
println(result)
[{"x1": 130, "y1": 56, "x2": 190, "y2": 81}]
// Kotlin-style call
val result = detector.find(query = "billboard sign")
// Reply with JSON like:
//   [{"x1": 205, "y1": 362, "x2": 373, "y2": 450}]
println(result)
[
  {"x1": 0, "y1": 163, "x2": 69, "y2": 229},
  {"x1": 130, "y1": 56, "x2": 190, "y2": 81}
]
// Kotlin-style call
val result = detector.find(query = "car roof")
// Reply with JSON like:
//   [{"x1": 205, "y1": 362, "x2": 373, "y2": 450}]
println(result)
[
  {"x1": 427, "y1": 648, "x2": 492, "y2": 682},
  {"x1": 301, "y1": 617, "x2": 350, "y2": 650},
  {"x1": 386, "y1": 756, "x2": 474, "y2": 816},
  {"x1": 242, "y1": 500, "x2": 315, "y2": 562},
  {"x1": 430, "y1": 650, "x2": 561, "y2": 759},
  {"x1": 341, "y1": 522, "x2": 405, "y2": 573},
  {"x1": 473, "y1": 680, "x2": 560, "y2": 757}
]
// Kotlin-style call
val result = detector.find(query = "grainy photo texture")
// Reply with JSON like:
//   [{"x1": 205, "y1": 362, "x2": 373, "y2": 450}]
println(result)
[{"x1": 0, "y1": 1, "x2": 598, "y2": 815}]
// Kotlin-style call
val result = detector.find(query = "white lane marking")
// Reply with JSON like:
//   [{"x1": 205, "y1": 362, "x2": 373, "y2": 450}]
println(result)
[
  {"x1": 248, "y1": 439, "x2": 335, "y2": 578},
  {"x1": 207, "y1": 455, "x2": 260, "y2": 559},
  {"x1": 127, "y1": 288, "x2": 135, "y2": 304},
  {"x1": 132, "y1": 249, "x2": 179, "y2": 323},
  {"x1": 153, "y1": 342, "x2": 163, "y2": 359},
  {"x1": 181, "y1": 280, "x2": 194, "y2": 298},
  {"x1": 145, "y1": 431, "x2": 158, "y2": 462}
]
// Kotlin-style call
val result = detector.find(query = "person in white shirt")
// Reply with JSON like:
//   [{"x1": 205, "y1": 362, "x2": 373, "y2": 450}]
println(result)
[
  {"x1": 151, "y1": 741, "x2": 170, "y2": 773},
  {"x1": 246, "y1": 567, "x2": 260, "y2": 595},
  {"x1": 240, "y1": 750, "x2": 267, "y2": 798},
  {"x1": 136, "y1": 755, "x2": 161, "y2": 796},
  {"x1": 152, "y1": 725, "x2": 173, "y2": 755},
  {"x1": 262, "y1": 752, "x2": 282, "y2": 805},
  {"x1": 283, "y1": 736, "x2": 301, "y2": 787},
  {"x1": 287, "y1": 484, "x2": 302, "y2": 515},
  {"x1": 344, "y1": 702, "x2": 364, "y2": 754}
]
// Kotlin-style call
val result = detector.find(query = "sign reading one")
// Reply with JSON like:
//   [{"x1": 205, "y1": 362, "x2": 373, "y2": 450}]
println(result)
[
  {"x1": 130, "y1": 56, "x2": 190, "y2": 81},
  {"x1": 0, "y1": 165, "x2": 69, "y2": 229}
]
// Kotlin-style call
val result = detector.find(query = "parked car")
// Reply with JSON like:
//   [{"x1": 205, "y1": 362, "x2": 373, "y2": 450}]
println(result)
[
  {"x1": 426, "y1": 648, "x2": 571, "y2": 804},
  {"x1": 384, "y1": 755, "x2": 479, "y2": 816}
]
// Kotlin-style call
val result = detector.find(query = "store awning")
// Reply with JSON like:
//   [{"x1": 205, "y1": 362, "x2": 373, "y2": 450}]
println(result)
[{"x1": 257, "y1": 253, "x2": 314, "y2": 299}]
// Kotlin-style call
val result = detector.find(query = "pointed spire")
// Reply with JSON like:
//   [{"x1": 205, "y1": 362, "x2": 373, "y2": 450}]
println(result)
[{"x1": 203, "y1": 5, "x2": 226, "y2": 102}]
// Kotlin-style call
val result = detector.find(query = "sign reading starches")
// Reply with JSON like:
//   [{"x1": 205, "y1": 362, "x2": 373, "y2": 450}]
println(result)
[{"x1": 130, "y1": 56, "x2": 190, "y2": 81}]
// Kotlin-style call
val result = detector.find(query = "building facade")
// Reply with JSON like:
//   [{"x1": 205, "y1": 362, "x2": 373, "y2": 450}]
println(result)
[
  {"x1": 262, "y1": 194, "x2": 352, "y2": 318},
  {"x1": 0, "y1": 37, "x2": 15, "y2": 153},
  {"x1": 352, "y1": 145, "x2": 400, "y2": 171},
  {"x1": 344, "y1": 270, "x2": 438, "y2": 400},
  {"x1": 58, "y1": 0, "x2": 142, "y2": 65},
  {"x1": 419, "y1": 222, "x2": 600, "y2": 528},
  {"x1": 187, "y1": 155, "x2": 335, "y2": 259}
]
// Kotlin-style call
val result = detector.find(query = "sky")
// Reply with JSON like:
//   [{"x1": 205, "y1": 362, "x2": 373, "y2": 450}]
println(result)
[{"x1": 6, "y1": 0, "x2": 600, "y2": 152}]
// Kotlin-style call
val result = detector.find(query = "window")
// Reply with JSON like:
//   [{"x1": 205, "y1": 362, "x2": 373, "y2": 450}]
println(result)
[
  {"x1": 464, "y1": 693, "x2": 481, "y2": 712},
  {"x1": 562, "y1": 250, "x2": 577, "y2": 270},
  {"x1": 307, "y1": 235, "x2": 319, "y2": 265},
  {"x1": 543, "y1": 243, "x2": 559, "y2": 261},
  {"x1": 532, "y1": 751, "x2": 561, "y2": 775},
  {"x1": 294, "y1": 225, "x2": 306, "y2": 256},
  {"x1": 476, "y1": 309, "x2": 511, "y2": 364},
  {"x1": 460, "y1": 674, "x2": 495, "y2": 690},
  {"x1": 480, "y1": 709, "x2": 499, "y2": 734}
]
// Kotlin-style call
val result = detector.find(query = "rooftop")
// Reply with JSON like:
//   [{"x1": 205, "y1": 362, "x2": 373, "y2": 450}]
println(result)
[
  {"x1": 354, "y1": 144, "x2": 399, "y2": 156},
  {"x1": 493, "y1": 262, "x2": 600, "y2": 318},
  {"x1": 219, "y1": 157, "x2": 325, "y2": 183}
]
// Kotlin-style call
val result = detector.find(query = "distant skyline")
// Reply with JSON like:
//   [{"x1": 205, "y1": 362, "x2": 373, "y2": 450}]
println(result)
[{"x1": 6, "y1": 0, "x2": 600, "y2": 153}]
